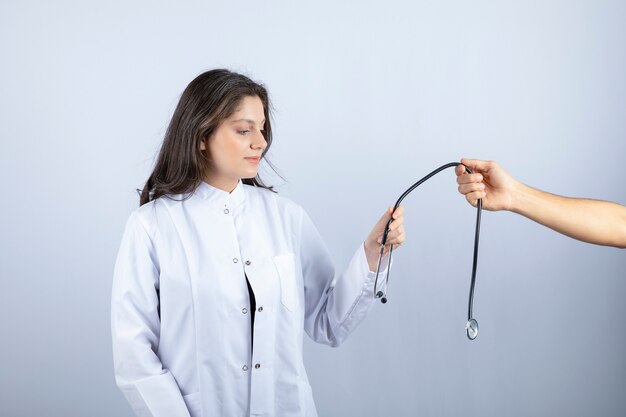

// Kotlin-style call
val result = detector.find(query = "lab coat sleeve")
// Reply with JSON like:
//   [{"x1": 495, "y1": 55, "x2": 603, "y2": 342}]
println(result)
[
  {"x1": 111, "y1": 210, "x2": 191, "y2": 417},
  {"x1": 299, "y1": 207, "x2": 393, "y2": 347}
]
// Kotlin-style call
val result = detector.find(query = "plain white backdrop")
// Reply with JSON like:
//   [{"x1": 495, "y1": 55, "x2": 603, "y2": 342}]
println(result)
[{"x1": 1, "y1": 1, "x2": 625, "y2": 416}]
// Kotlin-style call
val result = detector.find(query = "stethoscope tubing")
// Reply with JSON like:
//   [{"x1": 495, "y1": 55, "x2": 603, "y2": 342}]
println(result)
[{"x1": 374, "y1": 162, "x2": 483, "y2": 337}]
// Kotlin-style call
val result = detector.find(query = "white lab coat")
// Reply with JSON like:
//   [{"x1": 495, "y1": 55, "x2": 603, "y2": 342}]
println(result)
[{"x1": 111, "y1": 179, "x2": 392, "y2": 417}]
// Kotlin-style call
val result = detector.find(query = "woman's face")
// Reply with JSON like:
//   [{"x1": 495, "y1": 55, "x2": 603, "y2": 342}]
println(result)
[{"x1": 201, "y1": 95, "x2": 267, "y2": 191}]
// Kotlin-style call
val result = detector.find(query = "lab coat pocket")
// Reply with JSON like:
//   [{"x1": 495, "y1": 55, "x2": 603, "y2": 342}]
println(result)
[
  {"x1": 273, "y1": 252, "x2": 299, "y2": 312},
  {"x1": 183, "y1": 391, "x2": 201, "y2": 417}
]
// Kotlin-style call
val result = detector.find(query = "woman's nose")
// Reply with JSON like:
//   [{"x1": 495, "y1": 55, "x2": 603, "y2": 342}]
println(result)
[{"x1": 253, "y1": 130, "x2": 267, "y2": 150}]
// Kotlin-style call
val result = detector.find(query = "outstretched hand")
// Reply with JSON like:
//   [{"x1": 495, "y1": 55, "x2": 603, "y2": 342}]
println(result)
[{"x1": 455, "y1": 158, "x2": 518, "y2": 211}]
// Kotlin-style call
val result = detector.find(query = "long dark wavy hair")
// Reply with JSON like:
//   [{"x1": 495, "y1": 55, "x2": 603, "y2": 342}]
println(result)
[{"x1": 139, "y1": 69, "x2": 281, "y2": 206}]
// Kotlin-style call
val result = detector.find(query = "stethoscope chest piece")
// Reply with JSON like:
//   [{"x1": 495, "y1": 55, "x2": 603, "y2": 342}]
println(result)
[{"x1": 466, "y1": 319, "x2": 479, "y2": 340}]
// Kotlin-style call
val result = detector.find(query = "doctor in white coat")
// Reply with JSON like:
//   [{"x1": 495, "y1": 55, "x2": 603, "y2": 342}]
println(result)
[{"x1": 111, "y1": 69, "x2": 406, "y2": 417}]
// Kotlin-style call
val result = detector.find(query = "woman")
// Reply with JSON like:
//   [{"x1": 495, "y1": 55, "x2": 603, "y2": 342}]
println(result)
[{"x1": 111, "y1": 69, "x2": 406, "y2": 417}]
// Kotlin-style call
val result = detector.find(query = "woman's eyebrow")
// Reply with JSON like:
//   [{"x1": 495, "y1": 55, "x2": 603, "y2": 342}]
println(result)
[{"x1": 231, "y1": 118, "x2": 265, "y2": 125}]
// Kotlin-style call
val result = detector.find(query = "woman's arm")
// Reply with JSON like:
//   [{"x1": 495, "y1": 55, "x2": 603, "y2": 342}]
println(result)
[
  {"x1": 111, "y1": 211, "x2": 191, "y2": 416},
  {"x1": 298, "y1": 206, "x2": 401, "y2": 347},
  {"x1": 455, "y1": 158, "x2": 626, "y2": 249}
]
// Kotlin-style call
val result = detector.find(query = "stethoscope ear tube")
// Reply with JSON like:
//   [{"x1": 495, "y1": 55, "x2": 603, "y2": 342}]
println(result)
[{"x1": 373, "y1": 163, "x2": 483, "y2": 340}]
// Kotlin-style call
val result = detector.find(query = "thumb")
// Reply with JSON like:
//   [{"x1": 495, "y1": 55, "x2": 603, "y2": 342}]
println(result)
[{"x1": 460, "y1": 158, "x2": 491, "y2": 173}]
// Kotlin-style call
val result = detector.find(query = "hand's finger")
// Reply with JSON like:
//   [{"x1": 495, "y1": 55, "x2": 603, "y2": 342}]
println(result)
[
  {"x1": 387, "y1": 239, "x2": 403, "y2": 249},
  {"x1": 386, "y1": 229, "x2": 399, "y2": 239},
  {"x1": 381, "y1": 240, "x2": 401, "y2": 254},
  {"x1": 455, "y1": 164, "x2": 465, "y2": 177},
  {"x1": 389, "y1": 239, "x2": 404, "y2": 248},
  {"x1": 465, "y1": 191, "x2": 486, "y2": 207},
  {"x1": 456, "y1": 173, "x2": 483, "y2": 185},
  {"x1": 460, "y1": 158, "x2": 492, "y2": 172},
  {"x1": 388, "y1": 216, "x2": 404, "y2": 231},
  {"x1": 391, "y1": 205, "x2": 404, "y2": 219},
  {"x1": 380, "y1": 225, "x2": 404, "y2": 242},
  {"x1": 378, "y1": 230, "x2": 397, "y2": 243},
  {"x1": 378, "y1": 233, "x2": 390, "y2": 243},
  {"x1": 387, "y1": 229, "x2": 405, "y2": 244},
  {"x1": 458, "y1": 183, "x2": 485, "y2": 195}
]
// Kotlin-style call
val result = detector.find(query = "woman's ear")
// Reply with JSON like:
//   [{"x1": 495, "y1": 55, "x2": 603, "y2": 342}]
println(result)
[{"x1": 199, "y1": 139, "x2": 206, "y2": 151}]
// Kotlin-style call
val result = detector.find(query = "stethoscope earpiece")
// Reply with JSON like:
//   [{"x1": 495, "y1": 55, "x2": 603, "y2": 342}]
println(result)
[{"x1": 375, "y1": 290, "x2": 388, "y2": 303}]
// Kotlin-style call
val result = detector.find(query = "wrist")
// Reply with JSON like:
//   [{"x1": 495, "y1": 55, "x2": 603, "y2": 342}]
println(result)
[
  {"x1": 363, "y1": 240, "x2": 378, "y2": 256},
  {"x1": 509, "y1": 180, "x2": 531, "y2": 214}
]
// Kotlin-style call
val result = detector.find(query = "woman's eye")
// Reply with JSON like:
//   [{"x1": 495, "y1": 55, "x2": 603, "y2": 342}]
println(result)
[{"x1": 238, "y1": 130, "x2": 250, "y2": 135}]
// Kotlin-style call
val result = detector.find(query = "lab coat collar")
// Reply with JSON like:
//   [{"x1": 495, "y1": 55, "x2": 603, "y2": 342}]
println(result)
[{"x1": 194, "y1": 178, "x2": 246, "y2": 210}]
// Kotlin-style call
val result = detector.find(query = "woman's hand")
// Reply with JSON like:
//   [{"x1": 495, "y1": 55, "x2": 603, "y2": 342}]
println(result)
[{"x1": 364, "y1": 206, "x2": 405, "y2": 272}]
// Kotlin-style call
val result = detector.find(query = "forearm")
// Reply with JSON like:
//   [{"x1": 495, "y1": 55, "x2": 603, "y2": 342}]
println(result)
[
  {"x1": 304, "y1": 242, "x2": 391, "y2": 347},
  {"x1": 510, "y1": 182, "x2": 626, "y2": 248}
]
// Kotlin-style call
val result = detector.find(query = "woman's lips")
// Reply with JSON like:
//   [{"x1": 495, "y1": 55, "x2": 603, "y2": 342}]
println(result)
[{"x1": 245, "y1": 157, "x2": 260, "y2": 164}]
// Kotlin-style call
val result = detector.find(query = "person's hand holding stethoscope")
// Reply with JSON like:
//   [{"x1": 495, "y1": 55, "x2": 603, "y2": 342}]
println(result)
[{"x1": 364, "y1": 205, "x2": 406, "y2": 272}]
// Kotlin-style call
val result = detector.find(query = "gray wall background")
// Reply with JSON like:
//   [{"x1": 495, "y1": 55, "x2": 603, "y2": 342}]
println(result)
[{"x1": 1, "y1": 1, "x2": 625, "y2": 416}]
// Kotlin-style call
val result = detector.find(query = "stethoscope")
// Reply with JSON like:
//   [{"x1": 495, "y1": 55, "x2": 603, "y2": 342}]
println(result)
[{"x1": 373, "y1": 162, "x2": 483, "y2": 340}]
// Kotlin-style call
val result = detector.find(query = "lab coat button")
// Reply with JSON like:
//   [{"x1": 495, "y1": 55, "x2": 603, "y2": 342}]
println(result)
[
  {"x1": 254, "y1": 363, "x2": 261, "y2": 369},
  {"x1": 242, "y1": 308, "x2": 248, "y2": 314},
  {"x1": 257, "y1": 306, "x2": 263, "y2": 312},
  {"x1": 245, "y1": 260, "x2": 251, "y2": 266},
  {"x1": 224, "y1": 208, "x2": 230, "y2": 214},
  {"x1": 242, "y1": 365, "x2": 248, "y2": 371},
  {"x1": 233, "y1": 258, "x2": 238, "y2": 263}
]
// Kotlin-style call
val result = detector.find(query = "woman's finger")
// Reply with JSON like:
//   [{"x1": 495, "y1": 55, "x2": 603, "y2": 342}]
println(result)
[
  {"x1": 383, "y1": 226, "x2": 401, "y2": 238},
  {"x1": 392, "y1": 205, "x2": 405, "y2": 218},
  {"x1": 388, "y1": 216, "x2": 404, "y2": 231},
  {"x1": 378, "y1": 232, "x2": 395, "y2": 243},
  {"x1": 378, "y1": 226, "x2": 404, "y2": 243},
  {"x1": 387, "y1": 234, "x2": 405, "y2": 246}
]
